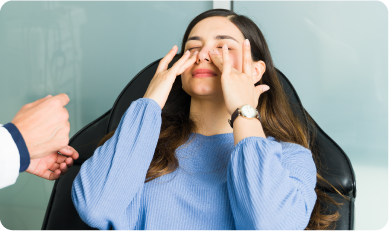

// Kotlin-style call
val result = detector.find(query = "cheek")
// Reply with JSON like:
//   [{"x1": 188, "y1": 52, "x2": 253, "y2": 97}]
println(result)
[
  {"x1": 229, "y1": 53, "x2": 242, "y2": 71},
  {"x1": 183, "y1": 65, "x2": 192, "y2": 76},
  {"x1": 181, "y1": 65, "x2": 194, "y2": 82}
]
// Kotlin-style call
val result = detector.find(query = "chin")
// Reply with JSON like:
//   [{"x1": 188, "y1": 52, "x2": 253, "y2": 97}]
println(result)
[{"x1": 186, "y1": 84, "x2": 222, "y2": 97}]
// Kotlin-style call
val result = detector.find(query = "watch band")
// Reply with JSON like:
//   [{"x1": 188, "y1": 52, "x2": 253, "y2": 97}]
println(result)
[
  {"x1": 228, "y1": 106, "x2": 261, "y2": 128},
  {"x1": 228, "y1": 108, "x2": 240, "y2": 128}
]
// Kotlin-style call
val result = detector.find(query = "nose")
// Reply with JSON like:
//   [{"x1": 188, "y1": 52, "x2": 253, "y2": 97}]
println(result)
[{"x1": 196, "y1": 47, "x2": 212, "y2": 64}]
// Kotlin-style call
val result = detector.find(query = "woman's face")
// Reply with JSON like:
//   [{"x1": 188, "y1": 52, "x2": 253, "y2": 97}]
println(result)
[{"x1": 181, "y1": 16, "x2": 248, "y2": 98}]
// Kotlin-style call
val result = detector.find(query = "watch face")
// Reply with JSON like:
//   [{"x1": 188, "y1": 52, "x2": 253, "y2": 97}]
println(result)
[{"x1": 241, "y1": 105, "x2": 257, "y2": 118}]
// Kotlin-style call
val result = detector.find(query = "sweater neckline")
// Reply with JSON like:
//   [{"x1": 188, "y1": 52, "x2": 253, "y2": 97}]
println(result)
[{"x1": 190, "y1": 132, "x2": 234, "y2": 140}]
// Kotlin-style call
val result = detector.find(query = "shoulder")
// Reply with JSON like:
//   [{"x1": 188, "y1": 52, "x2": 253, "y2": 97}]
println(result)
[
  {"x1": 267, "y1": 136, "x2": 311, "y2": 156},
  {"x1": 268, "y1": 136, "x2": 316, "y2": 170}
]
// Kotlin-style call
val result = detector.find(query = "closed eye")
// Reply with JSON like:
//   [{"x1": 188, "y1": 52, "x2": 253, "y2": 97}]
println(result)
[
  {"x1": 187, "y1": 47, "x2": 232, "y2": 51},
  {"x1": 187, "y1": 47, "x2": 200, "y2": 51},
  {"x1": 217, "y1": 47, "x2": 231, "y2": 50}
]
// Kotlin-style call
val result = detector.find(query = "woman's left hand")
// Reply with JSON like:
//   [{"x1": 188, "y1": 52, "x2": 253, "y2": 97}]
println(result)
[{"x1": 209, "y1": 40, "x2": 269, "y2": 115}]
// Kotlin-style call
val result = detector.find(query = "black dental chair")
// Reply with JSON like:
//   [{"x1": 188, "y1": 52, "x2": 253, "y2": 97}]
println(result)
[{"x1": 41, "y1": 56, "x2": 356, "y2": 230}]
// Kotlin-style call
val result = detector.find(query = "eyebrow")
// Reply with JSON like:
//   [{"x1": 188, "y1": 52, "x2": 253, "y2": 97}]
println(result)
[{"x1": 186, "y1": 35, "x2": 239, "y2": 43}]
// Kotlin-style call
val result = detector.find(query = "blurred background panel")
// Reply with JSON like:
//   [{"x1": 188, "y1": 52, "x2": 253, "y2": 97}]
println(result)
[
  {"x1": 0, "y1": 1, "x2": 387, "y2": 230},
  {"x1": 234, "y1": 1, "x2": 388, "y2": 230},
  {"x1": 0, "y1": 1, "x2": 212, "y2": 229}
]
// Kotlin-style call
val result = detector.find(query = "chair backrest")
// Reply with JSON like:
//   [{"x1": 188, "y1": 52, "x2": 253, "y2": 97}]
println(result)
[{"x1": 42, "y1": 57, "x2": 356, "y2": 230}]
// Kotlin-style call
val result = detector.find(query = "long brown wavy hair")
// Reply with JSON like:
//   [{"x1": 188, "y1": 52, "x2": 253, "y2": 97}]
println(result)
[{"x1": 98, "y1": 9, "x2": 349, "y2": 230}]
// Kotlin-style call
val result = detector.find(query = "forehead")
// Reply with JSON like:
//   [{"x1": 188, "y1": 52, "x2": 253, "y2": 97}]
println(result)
[{"x1": 188, "y1": 16, "x2": 245, "y2": 41}]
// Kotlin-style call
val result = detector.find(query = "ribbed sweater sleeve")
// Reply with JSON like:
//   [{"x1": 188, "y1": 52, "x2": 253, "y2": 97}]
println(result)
[
  {"x1": 71, "y1": 98, "x2": 162, "y2": 230},
  {"x1": 227, "y1": 136, "x2": 317, "y2": 230}
]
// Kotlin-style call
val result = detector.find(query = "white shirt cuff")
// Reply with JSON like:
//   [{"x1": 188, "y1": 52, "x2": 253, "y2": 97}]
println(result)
[{"x1": 0, "y1": 124, "x2": 20, "y2": 189}]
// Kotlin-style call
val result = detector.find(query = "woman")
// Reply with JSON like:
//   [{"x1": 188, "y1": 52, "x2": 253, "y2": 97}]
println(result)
[{"x1": 72, "y1": 9, "x2": 342, "y2": 230}]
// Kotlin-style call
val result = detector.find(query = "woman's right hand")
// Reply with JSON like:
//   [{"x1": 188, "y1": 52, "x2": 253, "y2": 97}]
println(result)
[{"x1": 143, "y1": 45, "x2": 198, "y2": 109}]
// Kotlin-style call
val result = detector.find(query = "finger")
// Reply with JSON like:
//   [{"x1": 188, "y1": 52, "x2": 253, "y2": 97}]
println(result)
[
  {"x1": 255, "y1": 85, "x2": 270, "y2": 98},
  {"x1": 156, "y1": 45, "x2": 178, "y2": 73},
  {"x1": 44, "y1": 169, "x2": 61, "y2": 180},
  {"x1": 169, "y1": 50, "x2": 191, "y2": 74},
  {"x1": 177, "y1": 51, "x2": 198, "y2": 75},
  {"x1": 209, "y1": 49, "x2": 224, "y2": 72},
  {"x1": 48, "y1": 163, "x2": 60, "y2": 172},
  {"x1": 50, "y1": 93, "x2": 70, "y2": 107},
  {"x1": 68, "y1": 146, "x2": 79, "y2": 160},
  {"x1": 65, "y1": 157, "x2": 74, "y2": 167},
  {"x1": 59, "y1": 162, "x2": 68, "y2": 175},
  {"x1": 222, "y1": 44, "x2": 231, "y2": 75},
  {"x1": 56, "y1": 154, "x2": 67, "y2": 164},
  {"x1": 243, "y1": 39, "x2": 252, "y2": 77},
  {"x1": 57, "y1": 146, "x2": 73, "y2": 156},
  {"x1": 25, "y1": 95, "x2": 52, "y2": 108}
]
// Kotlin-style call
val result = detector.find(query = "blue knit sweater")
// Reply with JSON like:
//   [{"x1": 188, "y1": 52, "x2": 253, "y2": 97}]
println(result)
[{"x1": 71, "y1": 98, "x2": 317, "y2": 230}]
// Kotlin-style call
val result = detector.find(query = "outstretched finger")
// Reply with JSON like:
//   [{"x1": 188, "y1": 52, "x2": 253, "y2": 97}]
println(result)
[
  {"x1": 242, "y1": 39, "x2": 252, "y2": 77},
  {"x1": 222, "y1": 44, "x2": 231, "y2": 75},
  {"x1": 209, "y1": 49, "x2": 224, "y2": 72},
  {"x1": 156, "y1": 45, "x2": 178, "y2": 73},
  {"x1": 169, "y1": 50, "x2": 192, "y2": 74},
  {"x1": 177, "y1": 51, "x2": 198, "y2": 75},
  {"x1": 48, "y1": 93, "x2": 70, "y2": 107}
]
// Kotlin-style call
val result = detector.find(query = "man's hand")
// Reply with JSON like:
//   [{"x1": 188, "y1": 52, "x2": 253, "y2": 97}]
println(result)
[
  {"x1": 25, "y1": 146, "x2": 79, "y2": 180},
  {"x1": 11, "y1": 94, "x2": 71, "y2": 160}
]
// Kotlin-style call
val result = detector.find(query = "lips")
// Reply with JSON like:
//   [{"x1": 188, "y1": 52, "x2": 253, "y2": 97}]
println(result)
[{"x1": 192, "y1": 68, "x2": 217, "y2": 78}]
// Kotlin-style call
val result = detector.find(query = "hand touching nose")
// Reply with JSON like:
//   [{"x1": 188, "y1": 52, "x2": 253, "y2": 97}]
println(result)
[
  {"x1": 143, "y1": 45, "x2": 198, "y2": 109},
  {"x1": 208, "y1": 41, "x2": 270, "y2": 115}
]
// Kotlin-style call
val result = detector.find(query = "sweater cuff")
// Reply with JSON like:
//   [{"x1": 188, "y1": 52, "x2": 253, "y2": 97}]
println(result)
[{"x1": 3, "y1": 123, "x2": 30, "y2": 172}]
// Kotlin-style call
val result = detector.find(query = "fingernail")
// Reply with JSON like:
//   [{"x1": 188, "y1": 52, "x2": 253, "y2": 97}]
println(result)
[
  {"x1": 263, "y1": 86, "x2": 270, "y2": 91},
  {"x1": 193, "y1": 51, "x2": 198, "y2": 55},
  {"x1": 172, "y1": 45, "x2": 177, "y2": 50},
  {"x1": 45, "y1": 95, "x2": 52, "y2": 98},
  {"x1": 214, "y1": 49, "x2": 220, "y2": 55},
  {"x1": 223, "y1": 44, "x2": 228, "y2": 50},
  {"x1": 245, "y1": 39, "x2": 250, "y2": 46},
  {"x1": 185, "y1": 50, "x2": 190, "y2": 55},
  {"x1": 210, "y1": 50, "x2": 215, "y2": 55}
]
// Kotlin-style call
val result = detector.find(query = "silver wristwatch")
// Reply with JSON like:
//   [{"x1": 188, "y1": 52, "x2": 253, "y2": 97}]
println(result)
[{"x1": 228, "y1": 104, "x2": 261, "y2": 128}]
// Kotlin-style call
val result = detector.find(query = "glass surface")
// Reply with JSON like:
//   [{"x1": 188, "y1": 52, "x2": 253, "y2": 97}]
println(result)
[
  {"x1": 0, "y1": 1, "x2": 212, "y2": 229},
  {"x1": 234, "y1": 1, "x2": 388, "y2": 229}
]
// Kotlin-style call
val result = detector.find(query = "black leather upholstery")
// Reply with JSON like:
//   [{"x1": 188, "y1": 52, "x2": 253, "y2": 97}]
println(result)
[
  {"x1": 43, "y1": 110, "x2": 111, "y2": 230},
  {"x1": 277, "y1": 71, "x2": 356, "y2": 199},
  {"x1": 42, "y1": 57, "x2": 356, "y2": 230}
]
